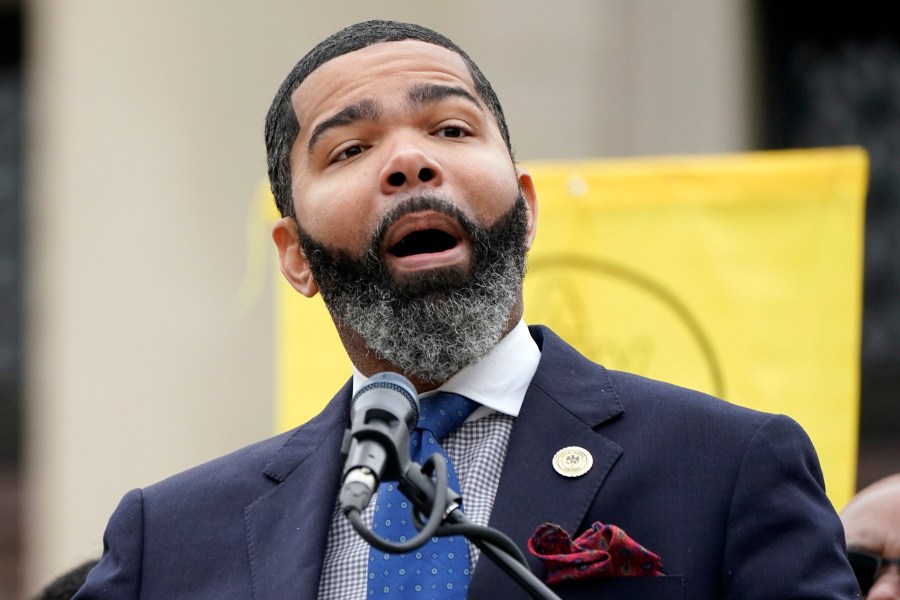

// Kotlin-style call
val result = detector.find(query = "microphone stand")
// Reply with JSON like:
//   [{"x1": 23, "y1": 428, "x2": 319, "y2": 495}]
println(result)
[{"x1": 346, "y1": 454, "x2": 562, "y2": 600}]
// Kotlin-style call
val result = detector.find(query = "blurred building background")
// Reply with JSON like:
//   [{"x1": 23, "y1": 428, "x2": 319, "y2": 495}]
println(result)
[{"x1": 0, "y1": 1, "x2": 895, "y2": 597}]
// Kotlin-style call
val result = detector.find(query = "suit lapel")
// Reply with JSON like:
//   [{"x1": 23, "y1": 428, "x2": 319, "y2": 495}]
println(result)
[
  {"x1": 244, "y1": 381, "x2": 352, "y2": 599},
  {"x1": 469, "y1": 326, "x2": 625, "y2": 597}
]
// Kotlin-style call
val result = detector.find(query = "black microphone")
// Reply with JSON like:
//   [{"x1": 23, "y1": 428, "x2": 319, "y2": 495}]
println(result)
[{"x1": 339, "y1": 372, "x2": 419, "y2": 514}]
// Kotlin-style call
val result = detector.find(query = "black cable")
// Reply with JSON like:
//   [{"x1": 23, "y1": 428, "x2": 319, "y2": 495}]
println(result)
[
  {"x1": 344, "y1": 451, "x2": 560, "y2": 600},
  {"x1": 433, "y1": 522, "x2": 529, "y2": 567},
  {"x1": 344, "y1": 454, "x2": 449, "y2": 553}
]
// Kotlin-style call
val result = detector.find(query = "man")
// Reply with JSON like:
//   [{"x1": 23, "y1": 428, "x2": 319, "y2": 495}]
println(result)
[
  {"x1": 75, "y1": 20, "x2": 860, "y2": 599},
  {"x1": 841, "y1": 474, "x2": 900, "y2": 598}
]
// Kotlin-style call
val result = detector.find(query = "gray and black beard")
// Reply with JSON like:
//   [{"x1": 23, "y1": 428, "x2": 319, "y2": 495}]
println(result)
[{"x1": 297, "y1": 193, "x2": 529, "y2": 384}]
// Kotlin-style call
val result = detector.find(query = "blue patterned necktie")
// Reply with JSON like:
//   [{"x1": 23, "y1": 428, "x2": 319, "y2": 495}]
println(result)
[{"x1": 367, "y1": 391, "x2": 479, "y2": 598}]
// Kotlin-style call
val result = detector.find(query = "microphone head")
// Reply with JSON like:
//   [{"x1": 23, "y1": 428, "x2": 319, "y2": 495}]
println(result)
[{"x1": 350, "y1": 372, "x2": 419, "y2": 427}]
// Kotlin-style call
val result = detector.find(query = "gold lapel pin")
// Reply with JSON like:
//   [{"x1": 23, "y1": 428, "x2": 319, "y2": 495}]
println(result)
[{"x1": 552, "y1": 446, "x2": 593, "y2": 478}]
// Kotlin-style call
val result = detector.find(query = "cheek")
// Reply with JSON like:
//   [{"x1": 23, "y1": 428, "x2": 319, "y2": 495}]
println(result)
[
  {"x1": 459, "y1": 154, "x2": 520, "y2": 219},
  {"x1": 292, "y1": 177, "x2": 374, "y2": 247}
]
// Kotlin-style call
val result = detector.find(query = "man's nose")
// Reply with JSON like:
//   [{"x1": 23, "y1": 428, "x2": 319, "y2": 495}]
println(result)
[{"x1": 380, "y1": 144, "x2": 443, "y2": 194}]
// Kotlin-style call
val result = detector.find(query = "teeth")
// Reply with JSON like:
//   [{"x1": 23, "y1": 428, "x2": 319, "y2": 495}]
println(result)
[{"x1": 390, "y1": 229, "x2": 456, "y2": 257}]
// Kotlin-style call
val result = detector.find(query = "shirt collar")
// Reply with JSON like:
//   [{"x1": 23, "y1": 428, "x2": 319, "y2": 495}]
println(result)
[{"x1": 351, "y1": 320, "x2": 540, "y2": 418}]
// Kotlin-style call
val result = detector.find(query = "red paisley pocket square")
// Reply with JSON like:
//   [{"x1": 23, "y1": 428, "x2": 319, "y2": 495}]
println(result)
[{"x1": 527, "y1": 521, "x2": 664, "y2": 585}]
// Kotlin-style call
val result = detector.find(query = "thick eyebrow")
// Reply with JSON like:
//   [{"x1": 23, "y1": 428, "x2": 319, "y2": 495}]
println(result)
[
  {"x1": 306, "y1": 98, "x2": 381, "y2": 157},
  {"x1": 305, "y1": 85, "x2": 482, "y2": 158},
  {"x1": 406, "y1": 83, "x2": 483, "y2": 113}
]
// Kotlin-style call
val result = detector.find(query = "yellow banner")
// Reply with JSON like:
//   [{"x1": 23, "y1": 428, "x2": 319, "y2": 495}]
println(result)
[{"x1": 268, "y1": 147, "x2": 867, "y2": 509}]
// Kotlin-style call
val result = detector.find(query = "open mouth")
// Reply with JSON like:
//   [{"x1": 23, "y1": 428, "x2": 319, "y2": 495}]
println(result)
[{"x1": 388, "y1": 229, "x2": 458, "y2": 257}]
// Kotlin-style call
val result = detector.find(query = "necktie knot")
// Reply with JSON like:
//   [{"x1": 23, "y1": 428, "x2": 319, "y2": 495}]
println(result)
[{"x1": 417, "y1": 391, "x2": 479, "y2": 441}]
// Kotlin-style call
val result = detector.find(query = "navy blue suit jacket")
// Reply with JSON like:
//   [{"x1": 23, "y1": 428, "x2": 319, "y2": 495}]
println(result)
[{"x1": 75, "y1": 325, "x2": 860, "y2": 599}]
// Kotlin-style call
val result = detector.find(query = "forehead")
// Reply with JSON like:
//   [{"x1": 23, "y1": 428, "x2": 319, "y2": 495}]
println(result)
[{"x1": 290, "y1": 40, "x2": 478, "y2": 128}]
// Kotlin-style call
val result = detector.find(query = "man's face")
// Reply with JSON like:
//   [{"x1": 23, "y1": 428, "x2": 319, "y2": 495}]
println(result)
[
  {"x1": 272, "y1": 40, "x2": 537, "y2": 383},
  {"x1": 841, "y1": 478, "x2": 900, "y2": 598}
]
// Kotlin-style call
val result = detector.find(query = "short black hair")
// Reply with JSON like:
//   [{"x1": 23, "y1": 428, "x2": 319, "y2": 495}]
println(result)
[{"x1": 264, "y1": 20, "x2": 513, "y2": 218}]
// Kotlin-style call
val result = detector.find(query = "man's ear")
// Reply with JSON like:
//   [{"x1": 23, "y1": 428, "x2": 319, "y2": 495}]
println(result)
[
  {"x1": 272, "y1": 216, "x2": 319, "y2": 298},
  {"x1": 516, "y1": 168, "x2": 539, "y2": 250}
]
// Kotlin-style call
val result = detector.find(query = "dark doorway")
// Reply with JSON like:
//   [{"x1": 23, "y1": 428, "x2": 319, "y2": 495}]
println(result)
[{"x1": 0, "y1": 3, "x2": 22, "y2": 598}]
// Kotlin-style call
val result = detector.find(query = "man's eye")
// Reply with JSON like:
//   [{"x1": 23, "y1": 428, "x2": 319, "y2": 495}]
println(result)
[
  {"x1": 334, "y1": 145, "x2": 365, "y2": 162},
  {"x1": 436, "y1": 126, "x2": 466, "y2": 138}
]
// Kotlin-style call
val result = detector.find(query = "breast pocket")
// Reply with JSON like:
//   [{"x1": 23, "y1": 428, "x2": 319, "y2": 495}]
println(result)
[{"x1": 553, "y1": 575, "x2": 685, "y2": 600}]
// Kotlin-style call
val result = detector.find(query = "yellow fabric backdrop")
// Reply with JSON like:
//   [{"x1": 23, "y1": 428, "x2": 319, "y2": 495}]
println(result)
[{"x1": 267, "y1": 147, "x2": 867, "y2": 509}]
